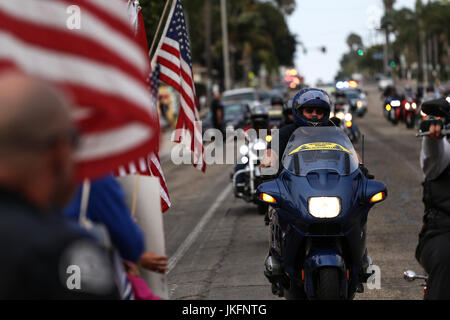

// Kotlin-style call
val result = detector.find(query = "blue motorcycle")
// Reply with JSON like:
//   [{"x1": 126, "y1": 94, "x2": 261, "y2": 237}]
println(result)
[{"x1": 257, "y1": 126, "x2": 387, "y2": 300}]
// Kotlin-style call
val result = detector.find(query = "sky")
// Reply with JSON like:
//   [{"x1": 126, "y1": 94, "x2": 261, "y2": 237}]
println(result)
[{"x1": 286, "y1": 0, "x2": 417, "y2": 85}]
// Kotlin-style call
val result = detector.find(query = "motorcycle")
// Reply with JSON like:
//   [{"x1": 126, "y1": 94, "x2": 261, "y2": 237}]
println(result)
[
  {"x1": 383, "y1": 96, "x2": 402, "y2": 124},
  {"x1": 257, "y1": 126, "x2": 387, "y2": 300},
  {"x1": 232, "y1": 130, "x2": 271, "y2": 215},
  {"x1": 400, "y1": 97, "x2": 419, "y2": 129},
  {"x1": 331, "y1": 103, "x2": 360, "y2": 143}
]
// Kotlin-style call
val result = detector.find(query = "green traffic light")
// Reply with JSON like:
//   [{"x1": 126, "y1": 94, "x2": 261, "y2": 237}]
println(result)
[
  {"x1": 390, "y1": 61, "x2": 396, "y2": 67},
  {"x1": 357, "y1": 49, "x2": 364, "y2": 56}
]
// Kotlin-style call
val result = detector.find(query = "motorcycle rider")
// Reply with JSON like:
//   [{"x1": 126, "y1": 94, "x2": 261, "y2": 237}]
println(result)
[
  {"x1": 415, "y1": 96, "x2": 450, "y2": 299},
  {"x1": 234, "y1": 105, "x2": 269, "y2": 195},
  {"x1": 260, "y1": 88, "x2": 371, "y2": 290},
  {"x1": 261, "y1": 88, "x2": 350, "y2": 171}
]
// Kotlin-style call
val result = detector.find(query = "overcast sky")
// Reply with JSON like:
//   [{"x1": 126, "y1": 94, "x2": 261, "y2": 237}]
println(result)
[{"x1": 286, "y1": 0, "x2": 417, "y2": 85}]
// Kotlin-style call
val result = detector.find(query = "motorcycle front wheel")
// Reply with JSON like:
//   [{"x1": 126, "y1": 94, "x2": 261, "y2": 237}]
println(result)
[{"x1": 315, "y1": 267, "x2": 341, "y2": 300}]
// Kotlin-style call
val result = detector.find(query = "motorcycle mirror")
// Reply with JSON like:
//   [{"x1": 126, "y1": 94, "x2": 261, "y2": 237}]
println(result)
[
  {"x1": 256, "y1": 180, "x2": 281, "y2": 206},
  {"x1": 421, "y1": 97, "x2": 450, "y2": 119},
  {"x1": 365, "y1": 180, "x2": 387, "y2": 204}
]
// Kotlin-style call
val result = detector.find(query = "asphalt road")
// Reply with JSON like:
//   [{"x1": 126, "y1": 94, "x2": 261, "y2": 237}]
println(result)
[{"x1": 160, "y1": 84, "x2": 425, "y2": 300}]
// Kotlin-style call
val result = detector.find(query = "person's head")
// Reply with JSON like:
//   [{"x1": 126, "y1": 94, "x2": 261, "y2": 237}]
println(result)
[
  {"x1": 0, "y1": 72, "x2": 78, "y2": 211},
  {"x1": 250, "y1": 105, "x2": 269, "y2": 130},
  {"x1": 292, "y1": 88, "x2": 331, "y2": 126}
]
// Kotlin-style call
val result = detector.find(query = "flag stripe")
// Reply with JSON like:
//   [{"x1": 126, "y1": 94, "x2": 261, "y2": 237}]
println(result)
[
  {"x1": 75, "y1": 124, "x2": 152, "y2": 161},
  {"x1": 0, "y1": 0, "x2": 147, "y2": 74},
  {"x1": 0, "y1": 0, "x2": 159, "y2": 181},
  {"x1": 0, "y1": 32, "x2": 153, "y2": 115}
]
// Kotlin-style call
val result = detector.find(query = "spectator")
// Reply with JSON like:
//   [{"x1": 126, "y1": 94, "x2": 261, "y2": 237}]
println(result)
[{"x1": 0, "y1": 72, "x2": 118, "y2": 299}]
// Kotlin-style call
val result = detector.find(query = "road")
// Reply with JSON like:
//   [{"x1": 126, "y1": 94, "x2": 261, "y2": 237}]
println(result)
[{"x1": 159, "y1": 84, "x2": 425, "y2": 300}]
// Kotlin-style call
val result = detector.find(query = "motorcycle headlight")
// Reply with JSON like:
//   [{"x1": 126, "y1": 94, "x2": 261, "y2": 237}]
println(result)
[
  {"x1": 241, "y1": 156, "x2": 249, "y2": 164},
  {"x1": 356, "y1": 101, "x2": 363, "y2": 108},
  {"x1": 308, "y1": 197, "x2": 341, "y2": 219},
  {"x1": 420, "y1": 110, "x2": 426, "y2": 117},
  {"x1": 330, "y1": 111, "x2": 335, "y2": 118},
  {"x1": 253, "y1": 140, "x2": 266, "y2": 151},
  {"x1": 336, "y1": 112, "x2": 345, "y2": 120},
  {"x1": 405, "y1": 102, "x2": 411, "y2": 110},
  {"x1": 239, "y1": 145, "x2": 249, "y2": 155},
  {"x1": 412, "y1": 103, "x2": 417, "y2": 109},
  {"x1": 391, "y1": 100, "x2": 401, "y2": 107},
  {"x1": 344, "y1": 113, "x2": 352, "y2": 122}
]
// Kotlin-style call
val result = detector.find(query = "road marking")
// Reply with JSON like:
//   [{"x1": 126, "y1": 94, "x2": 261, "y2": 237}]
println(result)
[{"x1": 167, "y1": 184, "x2": 232, "y2": 274}]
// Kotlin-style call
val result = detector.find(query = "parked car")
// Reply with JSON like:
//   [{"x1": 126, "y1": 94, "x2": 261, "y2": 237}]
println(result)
[
  {"x1": 221, "y1": 87, "x2": 260, "y2": 110},
  {"x1": 201, "y1": 101, "x2": 251, "y2": 140}
]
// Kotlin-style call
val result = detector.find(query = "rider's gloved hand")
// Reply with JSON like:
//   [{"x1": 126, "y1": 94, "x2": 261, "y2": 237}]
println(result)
[{"x1": 420, "y1": 118, "x2": 443, "y2": 137}]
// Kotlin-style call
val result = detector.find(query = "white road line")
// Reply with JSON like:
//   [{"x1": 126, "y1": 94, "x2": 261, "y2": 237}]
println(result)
[{"x1": 167, "y1": 184, "x2": 232, "y2": 274}]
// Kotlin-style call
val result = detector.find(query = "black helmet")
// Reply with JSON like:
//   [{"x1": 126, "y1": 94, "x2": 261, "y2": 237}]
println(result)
[
  {"x1": 270, "y1": 95, "x2": 283, "y2": 106},
  {"x1": 292, "y1": 88, "x2": 331, "y2": 126},
  {"x1": 250, "y1": 105, "x2": 269, "y2": 130}
]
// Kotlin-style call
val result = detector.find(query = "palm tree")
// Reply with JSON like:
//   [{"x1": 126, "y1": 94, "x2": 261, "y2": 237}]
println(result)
[{"x1": 381, "y1": 0, "x2": 396, "y2": 76}]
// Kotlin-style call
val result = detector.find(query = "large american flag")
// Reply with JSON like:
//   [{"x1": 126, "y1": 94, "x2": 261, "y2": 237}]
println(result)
[
  {"x1": 115, "y1": 1, "x2": 171, "y2": 213},
  {"x1": 155, "y1": 0, "x2": 206, "y2": 172},
  {"x1": 0, "y1": 0, "x2": 158, "y2": 181}
]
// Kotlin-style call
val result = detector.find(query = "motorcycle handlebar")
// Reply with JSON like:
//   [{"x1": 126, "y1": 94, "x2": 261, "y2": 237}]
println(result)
[{"x1": 416, "y1": 129, "x2": 450, "y2": 137}]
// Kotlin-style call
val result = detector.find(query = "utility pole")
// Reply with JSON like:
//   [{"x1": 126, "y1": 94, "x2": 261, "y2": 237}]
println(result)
[
  {"x1": 220, "y1": 0, "x2": 231, "y2": 91},
  {"x1": 204, "y1": 0, "x2": 212, "y2": 107}
]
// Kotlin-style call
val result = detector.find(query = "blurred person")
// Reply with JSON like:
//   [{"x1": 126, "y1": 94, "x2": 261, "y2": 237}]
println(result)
[
  {"x1": 210, "y1": 91, "x2": 224, "y2": 137},
  {"x1": 415, "y1": 96, "x2": 450, "y2": 299},
  {"x1": 64, "y1": 174, "x2": 169, "y2": 299},
  {"x1": 423, "y1": 85, "x2": 440, "y2": 102},
  {"x1": 0, "y1": 72, "x2": 118, "y2": 299}
]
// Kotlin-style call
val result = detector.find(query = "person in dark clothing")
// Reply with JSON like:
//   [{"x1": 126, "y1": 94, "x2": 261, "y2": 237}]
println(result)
[
  {"x1": 0, "y1": 72, "x2": 118, "y2": 299},
  {"x1": 210, "y1": 91, "x2": 224, "y2": 136},
  {"x1": 415, "y1": 96, "x2": 450, "y2": 299},
  {"x1": 260, "y1": 88, "x2": 336, "y2": 172}
]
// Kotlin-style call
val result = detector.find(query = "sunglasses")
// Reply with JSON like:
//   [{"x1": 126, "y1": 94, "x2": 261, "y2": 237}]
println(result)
[{"x1": 303, "y1": 107, "x2": 325, "y2": 116}]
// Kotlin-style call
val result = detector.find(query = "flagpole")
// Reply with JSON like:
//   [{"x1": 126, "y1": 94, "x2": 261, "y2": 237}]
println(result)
[{"x1": 149, "y1": 0, "x2": 172, "y2": 60}]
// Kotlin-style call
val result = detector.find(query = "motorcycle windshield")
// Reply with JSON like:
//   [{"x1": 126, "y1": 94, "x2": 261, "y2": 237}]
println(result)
[{"x1": 281, "y1": 126, "x2": 359, "y2": 176}]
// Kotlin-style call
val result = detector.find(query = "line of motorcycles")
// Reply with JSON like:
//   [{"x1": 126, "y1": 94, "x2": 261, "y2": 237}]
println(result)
[
  {"x1": 230, "y1": 93, "x2": 389, "y2": 300},
  {"x1": 382, "y1": 87, "x2": 422, "y2": 129}
]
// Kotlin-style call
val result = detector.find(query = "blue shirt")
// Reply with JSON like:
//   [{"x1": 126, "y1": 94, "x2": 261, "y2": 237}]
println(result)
[{"x1": 64, "y1": 175, "x2": 145, "y2": 263}]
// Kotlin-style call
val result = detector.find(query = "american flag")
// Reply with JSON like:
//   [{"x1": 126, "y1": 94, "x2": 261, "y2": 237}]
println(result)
[
  {"x1": 0, "y1": 0, "x2": 158, "y2": 181},
  {"x1": 115, "y1": 1, "x2": 171, "y2": 213},
  {"x1": 155, "y1": 0, "x2": 206, "y2": 172}
]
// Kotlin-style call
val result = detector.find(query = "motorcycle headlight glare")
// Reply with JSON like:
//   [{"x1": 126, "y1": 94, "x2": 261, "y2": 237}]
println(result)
[
  {"x1": 239, "y1": 145, "x2": 249, "y2": 155},
  {"x1": 391, "y1": 100, "x2": 401, "y2": 107},
  {"x1": 412, "y1": 103, "x2": 417, "y2": 109},
  {"x1": 241, "y1": 156, "x2": 249, "y2": 164},
  {"x1": 356, "y1": 101, "x2": 363, "y2": 108},
  {"x1": 253, "y1": 141, "x2": 266, "y2": 151},
  {"x1": 405, "y1": 102, "x2": 411, "y2": 110},
  {"x1": 344, "y1": 113, "x2": 352, "y2": 121},
  {"x1": 336, "y1": 112, "x2": 345, "y2": 120},
  {"x1": 308, "y1": 197, "x2": 341, "y2": 219}
]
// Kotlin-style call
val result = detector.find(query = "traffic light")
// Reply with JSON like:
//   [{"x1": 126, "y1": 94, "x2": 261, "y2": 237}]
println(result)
[
  {"x1": 357, "y1": 49, "x2": 364, "y2": 56},
  {"x1": 390, "y1": 60, "x2": 396, "y2": 68}
]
